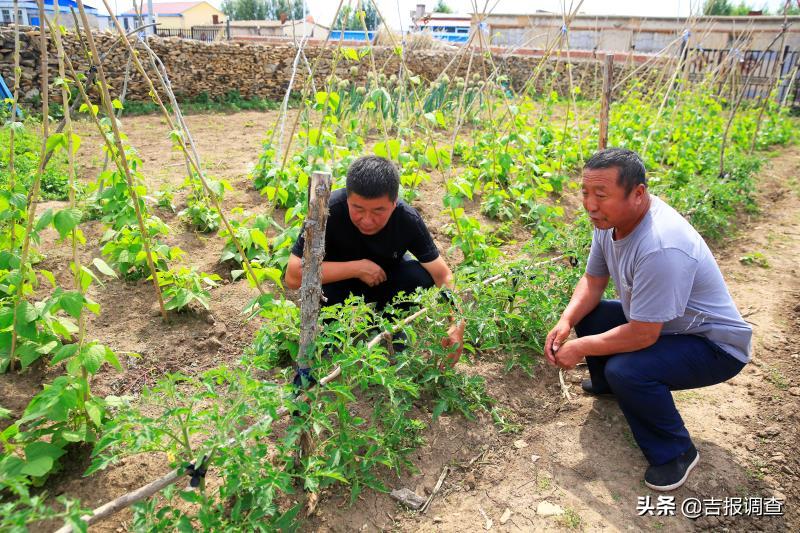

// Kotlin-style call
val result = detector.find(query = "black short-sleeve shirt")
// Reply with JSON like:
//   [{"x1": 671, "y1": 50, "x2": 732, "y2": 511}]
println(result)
[{"x1": 290, "y1": 189, "x2": 440, "y2": 270}]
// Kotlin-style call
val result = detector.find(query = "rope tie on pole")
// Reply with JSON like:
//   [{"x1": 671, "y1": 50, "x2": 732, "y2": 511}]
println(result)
[{"x1": 185, "y1": 456, "x2": 209, "y2": 488}]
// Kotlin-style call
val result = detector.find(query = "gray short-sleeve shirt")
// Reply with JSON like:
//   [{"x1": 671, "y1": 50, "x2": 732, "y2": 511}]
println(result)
[{"x1": 585, "y1": 195, "x2": 751, "y2": 363}]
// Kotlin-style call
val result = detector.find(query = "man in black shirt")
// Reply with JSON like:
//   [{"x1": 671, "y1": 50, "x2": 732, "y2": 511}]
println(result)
[{"x1": 285, "y1": 156, "x2": 465, "y2": 368}]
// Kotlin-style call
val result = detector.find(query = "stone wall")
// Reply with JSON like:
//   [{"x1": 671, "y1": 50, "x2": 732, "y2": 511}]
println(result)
[{"x1": 0, "y1": 28, "x2": 653, "y2": 105}]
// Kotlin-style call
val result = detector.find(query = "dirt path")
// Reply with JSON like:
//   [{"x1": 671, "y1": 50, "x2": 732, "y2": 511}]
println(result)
[{"x1": 306, "y1": 147, "x2": 800, "y2": 532}]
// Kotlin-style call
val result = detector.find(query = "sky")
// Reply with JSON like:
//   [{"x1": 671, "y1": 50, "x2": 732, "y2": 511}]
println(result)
[{"x1": 99, "y1": 0, "x2": 797, "y2": 26}]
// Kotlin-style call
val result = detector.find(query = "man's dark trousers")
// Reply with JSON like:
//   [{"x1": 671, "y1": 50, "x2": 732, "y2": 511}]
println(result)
[
  {"x1": 322, "y1": 258, "x2": 434, "y2": 311},
  {"x1": 575, "y1": 300, "x2": 745, "y2": 466}
]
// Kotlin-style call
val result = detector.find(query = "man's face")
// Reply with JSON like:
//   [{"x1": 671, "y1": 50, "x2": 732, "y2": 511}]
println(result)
[
  {"x1": 581, "y1": 167, "x2": 646, "y2": 231},
  {"x1": 347, "y1": 193, "x2": 397, "y2": 235}
]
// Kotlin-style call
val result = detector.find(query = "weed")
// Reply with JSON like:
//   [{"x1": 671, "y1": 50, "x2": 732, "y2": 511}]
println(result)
[
  {"x1": 559, "y1": 507, "x2": 583, "y2": 529},
  {"x1": 763, "y1": 364, "x2": 789, "y2": 390},
  {"x1": 739, "y1": 252, "x2": 770, "y2": 268},
  {"x1": 118, "y1": 91, "x2": 296, "y2": 116},
  {"x1": 537, "y1": 475, "x2": 552, "y2": 491},
  {"x1": 622, "y1": 428, "x2": 638, "y2": 450}
]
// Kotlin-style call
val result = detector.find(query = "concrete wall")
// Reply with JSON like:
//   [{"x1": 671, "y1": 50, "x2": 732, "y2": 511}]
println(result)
[{"x1": 479, "y1": 14, "x2": 800, "y2": 55}]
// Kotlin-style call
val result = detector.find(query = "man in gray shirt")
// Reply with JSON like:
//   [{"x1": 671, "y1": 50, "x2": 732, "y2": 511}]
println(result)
[{"x1": 545, "y1": 148, "x2": 749, "y2": 491}]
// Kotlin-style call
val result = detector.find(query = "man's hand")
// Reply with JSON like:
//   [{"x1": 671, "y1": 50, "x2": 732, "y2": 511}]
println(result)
[
  {"x1": 553, "y1": 340, "x2": 585, "y2": 370},
  {"x1": 356, "y1": 259, "x2": 387, "y2": 287},
  {"x1": 545, "y1": 318, "x2": 572, "y2": 366},
  {"x1": 441, "y1": 320, "x2": 466, "y2": 367}
]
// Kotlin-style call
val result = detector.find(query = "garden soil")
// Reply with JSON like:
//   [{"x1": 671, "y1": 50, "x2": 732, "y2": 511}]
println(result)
[{"x1": 2, "y1": 112, "x2": 797, "y2": 532}]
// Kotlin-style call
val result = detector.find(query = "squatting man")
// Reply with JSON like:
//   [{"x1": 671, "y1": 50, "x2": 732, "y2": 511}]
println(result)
[
  {"x1": 285, "y1": 155, "x2": 466, "y2": 386},
  {"x1": 546, "y1": 148, "x2": 750, "y2": 491}
]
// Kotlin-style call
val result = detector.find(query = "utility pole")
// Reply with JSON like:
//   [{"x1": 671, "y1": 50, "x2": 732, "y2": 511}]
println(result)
[{"x1": 147, "y1": 0, "x2": 155, "y2": 35}]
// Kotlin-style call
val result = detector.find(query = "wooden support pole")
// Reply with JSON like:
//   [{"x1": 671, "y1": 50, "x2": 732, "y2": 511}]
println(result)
[
  {"x1": 297, "y1": 171, "x2": 332, "y2": 370},
  {"x1": 74, "y1": 0, "x2": 168, "y2": 321},
  {"x1": 598, "y1": 53, "x2": 614, "y2": 151}
]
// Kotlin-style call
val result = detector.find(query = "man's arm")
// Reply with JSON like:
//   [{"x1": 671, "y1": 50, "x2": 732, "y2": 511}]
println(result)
[
  {"x1": 553, "y1": 320, "x2": 662, "y2": 369},
  {"x1": 420, "y1": 256, "x2": 454, "y2": 289},
  {"x1": 420, "y1": 256, "x2": 466, "y2": 365},
  {"x1": 544, "y1": 273, "x2": 609, "y2": 364},
  {"x1": 555, "y1": 248, "x2": 698, "y2": 369},
  {"x1": 285, "y1": 254, "x2": 386, "y2": 290}
]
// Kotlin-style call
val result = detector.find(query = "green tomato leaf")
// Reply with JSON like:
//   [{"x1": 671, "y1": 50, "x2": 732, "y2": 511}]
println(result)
[{"x1": 22, "y1": 441, "x2": 66, "y2": 477}]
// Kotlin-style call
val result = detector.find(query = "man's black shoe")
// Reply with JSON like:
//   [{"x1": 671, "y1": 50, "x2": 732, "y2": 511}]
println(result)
[
  {"x1": 581, "y1": 379, "x2": 614, "y2": 397},
  {"x1": 645, "y1": 444, "x2": 699, "y2": 492}
]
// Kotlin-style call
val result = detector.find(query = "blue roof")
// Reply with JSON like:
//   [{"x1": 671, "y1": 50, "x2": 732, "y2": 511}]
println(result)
[{"x1": 2, "y1": 0, "x2": 100, "y2": 13}]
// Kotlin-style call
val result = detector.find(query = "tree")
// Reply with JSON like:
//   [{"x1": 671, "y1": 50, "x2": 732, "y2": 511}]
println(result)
[
  {"x1": 701, "y1": 0, "x2": 774, "y2": 15},
  {"x1": 434, "y1": 0, "x2": 453, "y2": 13},
  {"x1": 221, "y1": 0, "x2": 305, "y2": 21},
  {"x1": 333, "y1": 2, "x2": 380, "y2": 30}
]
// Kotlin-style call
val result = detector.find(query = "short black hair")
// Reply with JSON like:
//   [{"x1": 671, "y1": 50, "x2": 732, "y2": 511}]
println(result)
[
  {"x1": 584, "y1": 148, "x2": 647, "y2": 196},
  {"x1": 346, "y1": 156, "x2": 399, "y2": 201}
]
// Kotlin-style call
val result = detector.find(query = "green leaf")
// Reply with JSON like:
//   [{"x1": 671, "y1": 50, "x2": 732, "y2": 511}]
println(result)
[
  {"x1": 59, "y1": 291, "x2": 85, "y2": 319},
  {"x1": 0, "y1": 307, "x2": 13, "y2": 329},
  {"x1": 318, "y1": 470, "x2": 349, "y2": 484},
  {"x1": 45, "y1": 133, "x2": 67, "y2": 154},
  {"x1": 17, "y1": 301, "x2": 38, "y2": 324},
  {"x1": 425, "y1": 146, "x2": 440, "y2": 168},
  {"x1": 61, "y1": 430, "x2": 84, "y2": 443},
  {"x1": 51, "y1": 343, "x2": 79, "y2": 365},
  {"x1": 373, "y1": 141, "x2": 388, "y2": 158},
  {"x1": 39, "y1": 269, "x2": 57, "y2": 288},
  {"x1": 435, "y1": 110, "x2": 446, "y2": 128},
  {"x1": 35, "y1": 209, "x2": 54, "y2": 232},
  {"x1": 104, "y1": 347, "x2": 123, "y2": 371},
  {"x1": 81, "y1": 344, "x2": 106, "y2": 374},
  {"x1": 85, "y1": 400, "x2": 103, "y2": 427},
  {"x1": 22, "y1": 441, "x2": 65, "y2": 477},
  {"x1": 249, "y1": 229, "x2": 270, "y2": 251},
  {"x1": 341, "y1": 47, "x2": 360, "y2": 61},
  {"x1": 70, "y1": 133, "x2": 81, "y2": 155},
  {"x1": 432, "y1": 399, "x2": 449, "y2": 420},
  {"x1": 53, "y1": 208, "x2": 82, "y2": 239},
  {"x1": 92, "y1": 257, "x2": 117, "y2": 278}
]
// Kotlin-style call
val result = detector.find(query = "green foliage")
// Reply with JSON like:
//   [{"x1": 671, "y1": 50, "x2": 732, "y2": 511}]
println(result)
[
  {"x1": 155, "y1": 267, "x2": 221, "y2": 311},
  {"x1": 434, "y1": 0, "x2": 453, "y2": 14},
  {"x1": 702, "y1": 0, "x2": 771, "y2": 15},
  {"x1": 0, "y1": 119, "x2": 74, "y2": 200},
  {"x1": 739, "y1": 251, "x2": 769, "y2": 267},
  {"x1": 119, "y1": 91, "x2": 290, "y2": 116},
  {"x1": 179, "y1": 195, "x2": 221, "y2": 233},
  {"x1": 100, "y1": 218, "x2": 180, "y2": 281},
  {"x1": 220, "y1": 0, "x2": 303, "y2": 21},
  {"x1": 334, "y1": 3, "x2": 380, "y2": 31},
  {"x1": 154, "y1": 185, "x2": 176, "y2": 213}
]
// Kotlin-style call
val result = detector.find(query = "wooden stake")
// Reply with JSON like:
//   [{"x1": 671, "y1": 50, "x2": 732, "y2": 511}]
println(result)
[
  {"x1": 74, "y1": 0, "x2": 168, "y2": 321},
  {"x1": 598, "y1": 53, "x2": 614, "y2": 150},
  {"x1": 297, "y1": 171, "x2": 331, "y2": 369},
  {"x1": 7, "y1": 0, "x2": 49, "y2": 371}
]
